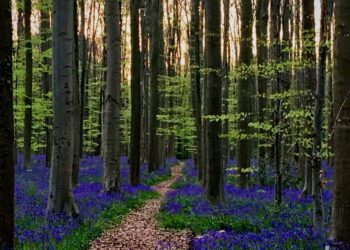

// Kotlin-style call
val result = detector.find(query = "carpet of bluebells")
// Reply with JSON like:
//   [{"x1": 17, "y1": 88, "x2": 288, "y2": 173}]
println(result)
[
  {"x1": 15, "y1": 155, "x2": 175, "y2": 248},
  {"x1": 159, "y1": 159, "x2": 333, "y2": 250}
]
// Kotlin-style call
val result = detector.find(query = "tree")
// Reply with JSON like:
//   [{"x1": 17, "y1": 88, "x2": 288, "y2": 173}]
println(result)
[
  {"x1": 222, "y1": 0, "x2": 230, "y2": 171},
  {"x1": 190, "y1": 0, "x2": 202, "y2": 178},
  {"x1": 72, "y1": 0, "x2": 81, "y2": 186},
  {"x1": 47, "y1": 0, "x2": 79, "y2": 217},
  {"x1": 130, "y1": 0, "x2": 141, "y2": 186},
  {"x1": 312, "y1": 0, "x2": 328, "y2": 230},
  {"x1": 204, "y1": 0, "x2": 223, "y2": 204},
  {"x1": 301, "y1": 0, "x2": 316, "y2": 196},
  {"x1": 23, "y1": 0, "x2": 32, "y2": 169},
  {"x1": 103, "y1": 0, "x2": 121, "y2": 192},
  {"x1": 0, "y1": 0, "x2": 15, "y2": 247},
  {"x1": 39, "y1": 0, "x2": 52, "y2": 168},
  {"x1": 148, "y1": 0, "x2": 161, "y2": 172},
  {"x1": 271, "y1": 0, "x2": 282, "y2": 205},
  {"x1": 330, "y1": 0, "x2": 350, "y2": 245},
  {"x1": 236, "y1": 0, "x2": 254, "y2": 189},
  {"x1": 256, "y1": 0, "x2": 269, "y2": 186}
]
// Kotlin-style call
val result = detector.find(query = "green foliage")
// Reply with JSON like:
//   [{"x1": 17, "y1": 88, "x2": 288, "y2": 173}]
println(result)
[{"x1": 157, "y1": 212, "x2": 258, "y2": 235}]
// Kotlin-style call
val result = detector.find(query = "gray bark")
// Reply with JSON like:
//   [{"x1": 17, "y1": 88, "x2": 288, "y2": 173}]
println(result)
[
  {"x1": 103, "y1": 0, "x2": 121, "y2": 192},
  {"x1": 47, "y1": 0, "x2": 79, "y2": 217}
]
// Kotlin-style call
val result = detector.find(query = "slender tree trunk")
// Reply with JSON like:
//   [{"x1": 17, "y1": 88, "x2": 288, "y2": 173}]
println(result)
[
  {"x1": 204, "y1": 0, "x2": 223, "y2": 204},
  {"x1": 301, "y1": 0, "x2": 316, "y2": 197},
  {"x1": 72, "y1": 0, "x2": 81, "y2": 186},
  {"x1": 329, "y1": 0, "x2": 350, "y2": 246},
  {"x1": 103, "y1": 0, "x2": 121, "y2": 192},
  {"x1": 272, "y1": 0, "x2": 282, "y2": 205},
  {"x1": 148, "y1": 0, "x2": 161, "y2": 172},
  {"x1": 190, "y1": 0, "x2": 202, "y2": 177},
  {"x1": 39, "y1": 0, "x2": 52, "y2": 168},
  {"x1": 222, "y1": 0, "x2": 230, "y2": 171},
  {"x1": 23, "y1": 0, "x2": 32, "y2": 169},
  {"x1": 47, "y1": 0, "x2": 79, "y2": 217},
  {"x1": 256, "y1": 0, "x2": 269, "y2": 186},
  {"x1": 130, "y1": 0, "x2": 141, "y2": 186},
  {"x1": 0, "y1": 0, "x2": 14, "y2": 247},
  {"x1": 79, "y1": 0, "x2": 86, "y2": 157},
  {"x1": 236, "y1": 0, "x2": 254, "y2": 189},
  {"x1": 140, "y1": 0, "x2": 150, "y2": 164}
]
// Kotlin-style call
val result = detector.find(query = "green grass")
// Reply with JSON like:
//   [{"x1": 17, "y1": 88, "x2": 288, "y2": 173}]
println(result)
[
  {"x1": 17, "y1": 191, "x2": 159, "y2": 250},
  {"x1": 142, "y1": 173, "x2": 172, "y2": 186},
  {"x1": 157, "y1": 212, "x2": 258, "y2": 235}
]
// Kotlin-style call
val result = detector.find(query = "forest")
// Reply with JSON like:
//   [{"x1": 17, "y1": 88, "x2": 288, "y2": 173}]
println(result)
[{"x1": 0, "y1": 0, "x2": 349, "y2": 249}]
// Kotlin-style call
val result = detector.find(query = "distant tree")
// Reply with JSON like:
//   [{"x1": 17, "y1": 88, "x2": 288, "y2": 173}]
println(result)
[
  {"x1": 271, "y1": 0, "x2": 282, "y2": 205},
  {"x1": 204, "y1": 0, "x2": 223, "y2": 204},
  {"x1": 39, "y1": 0, "x2": 52, "y2": 168},
  {"x1": 330, "y1": 0, "x2": 350, "y2": 245},
  {"x1": 148, "y1": 0, "x2": 161, "y2": 172},
  {"x1": 0, "y1": 0, "x2": 15, "y2": 247},
  {"x1": 236, "y1": 0, "x2": 253, "y2": 189},
  {"x1": 301, "y1": 0, "x2": 316, "y2": 196},
  {"x1": 47, "y1": 0, "x2": 79, "y2": 217},
  {"x1": 23, "y1": 0, "x2": 33, "y2": 169},
  {"x1": 103, "y1": 0, "x2": 121, "y2": 192},
  {"x1": 312, "y1": 0, "x2": 329, "y2": 230},
  {"x1": 256, "y1": 0, "x2": 269, "y2": 186},
  {"x1": 130, "y1": 0, "x2": 141, "y2": 186},
  {"x1": 190, "y1": 0, "x2": 202, "y2": 179},
  {"x1": 72, "y1": 0, "x2": 81, "y2": 186},
  {"x1": 222, "y1": 0, "x2": 230, "y2": 171}
]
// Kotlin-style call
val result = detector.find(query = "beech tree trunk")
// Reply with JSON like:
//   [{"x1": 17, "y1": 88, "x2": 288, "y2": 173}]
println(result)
[
  {"x1": 204, "y1": 0, "x2": 223, "y2": 204},
  {"x1": 0, "y1": 0, "x2": 15, "y2": 247},
  {"x1": 39, "y1": 0, "x2": 52, "y2": 168},
  {"x1": 330, "y1": 0, "x2": 350, "y2": 245},
  {"x1": 47, "y1": 0, "x2": 79, "y2": 217},
  {"x1": 148, "y1": 0, "x2": 161, "y2": 172},
  {"x1": 72, "y1": 0, "x2": 81, "y2": 186},
  {"x1": 312, "y1": 0, "x2": 329, "y2": 230},
  {"x1": 23, "y1": 0, "x2": 32, "y2": 169},
  {"x1": 236, "y1": 0, "x2": 254, "y2": 189},
  {"x1": 190, "y1": 0, "x2": 202, "y2": 177},
  {"x1": 256, "y1": 0, "x2": 269, "y2": 186},
  {"x1": 103, "y1": 0, "x2": 121, "y2": 192},
  {"x1": 130, "y1": 0, "x2": 141, "y2": 186},
  {"x1": 301, "y1": 0, "x2": 316, "y2": 196}
]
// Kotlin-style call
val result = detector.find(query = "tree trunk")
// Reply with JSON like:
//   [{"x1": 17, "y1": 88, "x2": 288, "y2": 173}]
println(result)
[
  {"x1": 256, "y1": 0, "x2": 269, "y2": 186},
  {"x1": 140, "y1": 0, "x2": 150, "y2": 164},
  {"x1": 72, "y1": 0, "x2": 81, "y2": 186},
  {"x1": 204, "y1": 0, "x2": 223, "y2": 204},
  {"x1": 23, "y1": 0, "x2": 32, "y2": 169},
  {"x1": 272, "y1": 0, "x2": 282, "y2": 205},
  {"x1": 148, "y1": 0, "x2": 161, "y2": 172},
  {"x1": 103, "y1": 0, "x2": 121, "y2": 192},
  {"x1": 130, "y1": 0, "x2": 141, "y2": 186},
  {"x1": 301, "y1": 0, "x2": 316, "y2": 197},
  {"x1": 190, "y1": 0, "x2": 202, "y2": 178},
  {"x1": 311, "y1": 0, "x2": 328, "y2": 230},
  {"x1": 236, "y1": 0, "x2": 254, "y2": 189},
  {"x1": 47, "y1": 0, "x2": 79, "y2": 217},
  {"x1": 222, "y1": 0, "x2": 230, "y2": 171},
  {"x1": 0, "y1": 0, "x2": 14, "y2": 247},
  {"x1": 330, "y1": 0, "x2": 350, "y2": 246},
  {"x1": 39, "y1": 0, "x2": 52, "y2": 168},
  {"x1": 79, "y1": 0, "x2": 86, "y2": 157}
]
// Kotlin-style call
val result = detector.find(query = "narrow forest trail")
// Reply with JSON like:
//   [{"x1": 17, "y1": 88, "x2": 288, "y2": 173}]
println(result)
[{"x1": 89, "y1": 163, "x2": 192, "y2": 250}]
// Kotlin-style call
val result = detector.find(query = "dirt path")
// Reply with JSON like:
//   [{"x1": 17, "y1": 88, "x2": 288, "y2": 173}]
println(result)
[{"x1": 89, "y1": 163, "x2": 191, "y2": 250}]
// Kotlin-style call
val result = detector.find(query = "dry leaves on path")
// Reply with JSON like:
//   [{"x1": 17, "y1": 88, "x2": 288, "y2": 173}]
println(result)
[{"x1": 89, "y1": 163, "x2": 191, "y2": 250}]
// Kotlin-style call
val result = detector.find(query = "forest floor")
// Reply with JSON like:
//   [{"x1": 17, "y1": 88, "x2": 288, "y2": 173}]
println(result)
[{"x1": 89, "y1": 163, "x2": 192, "y2": 250}]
